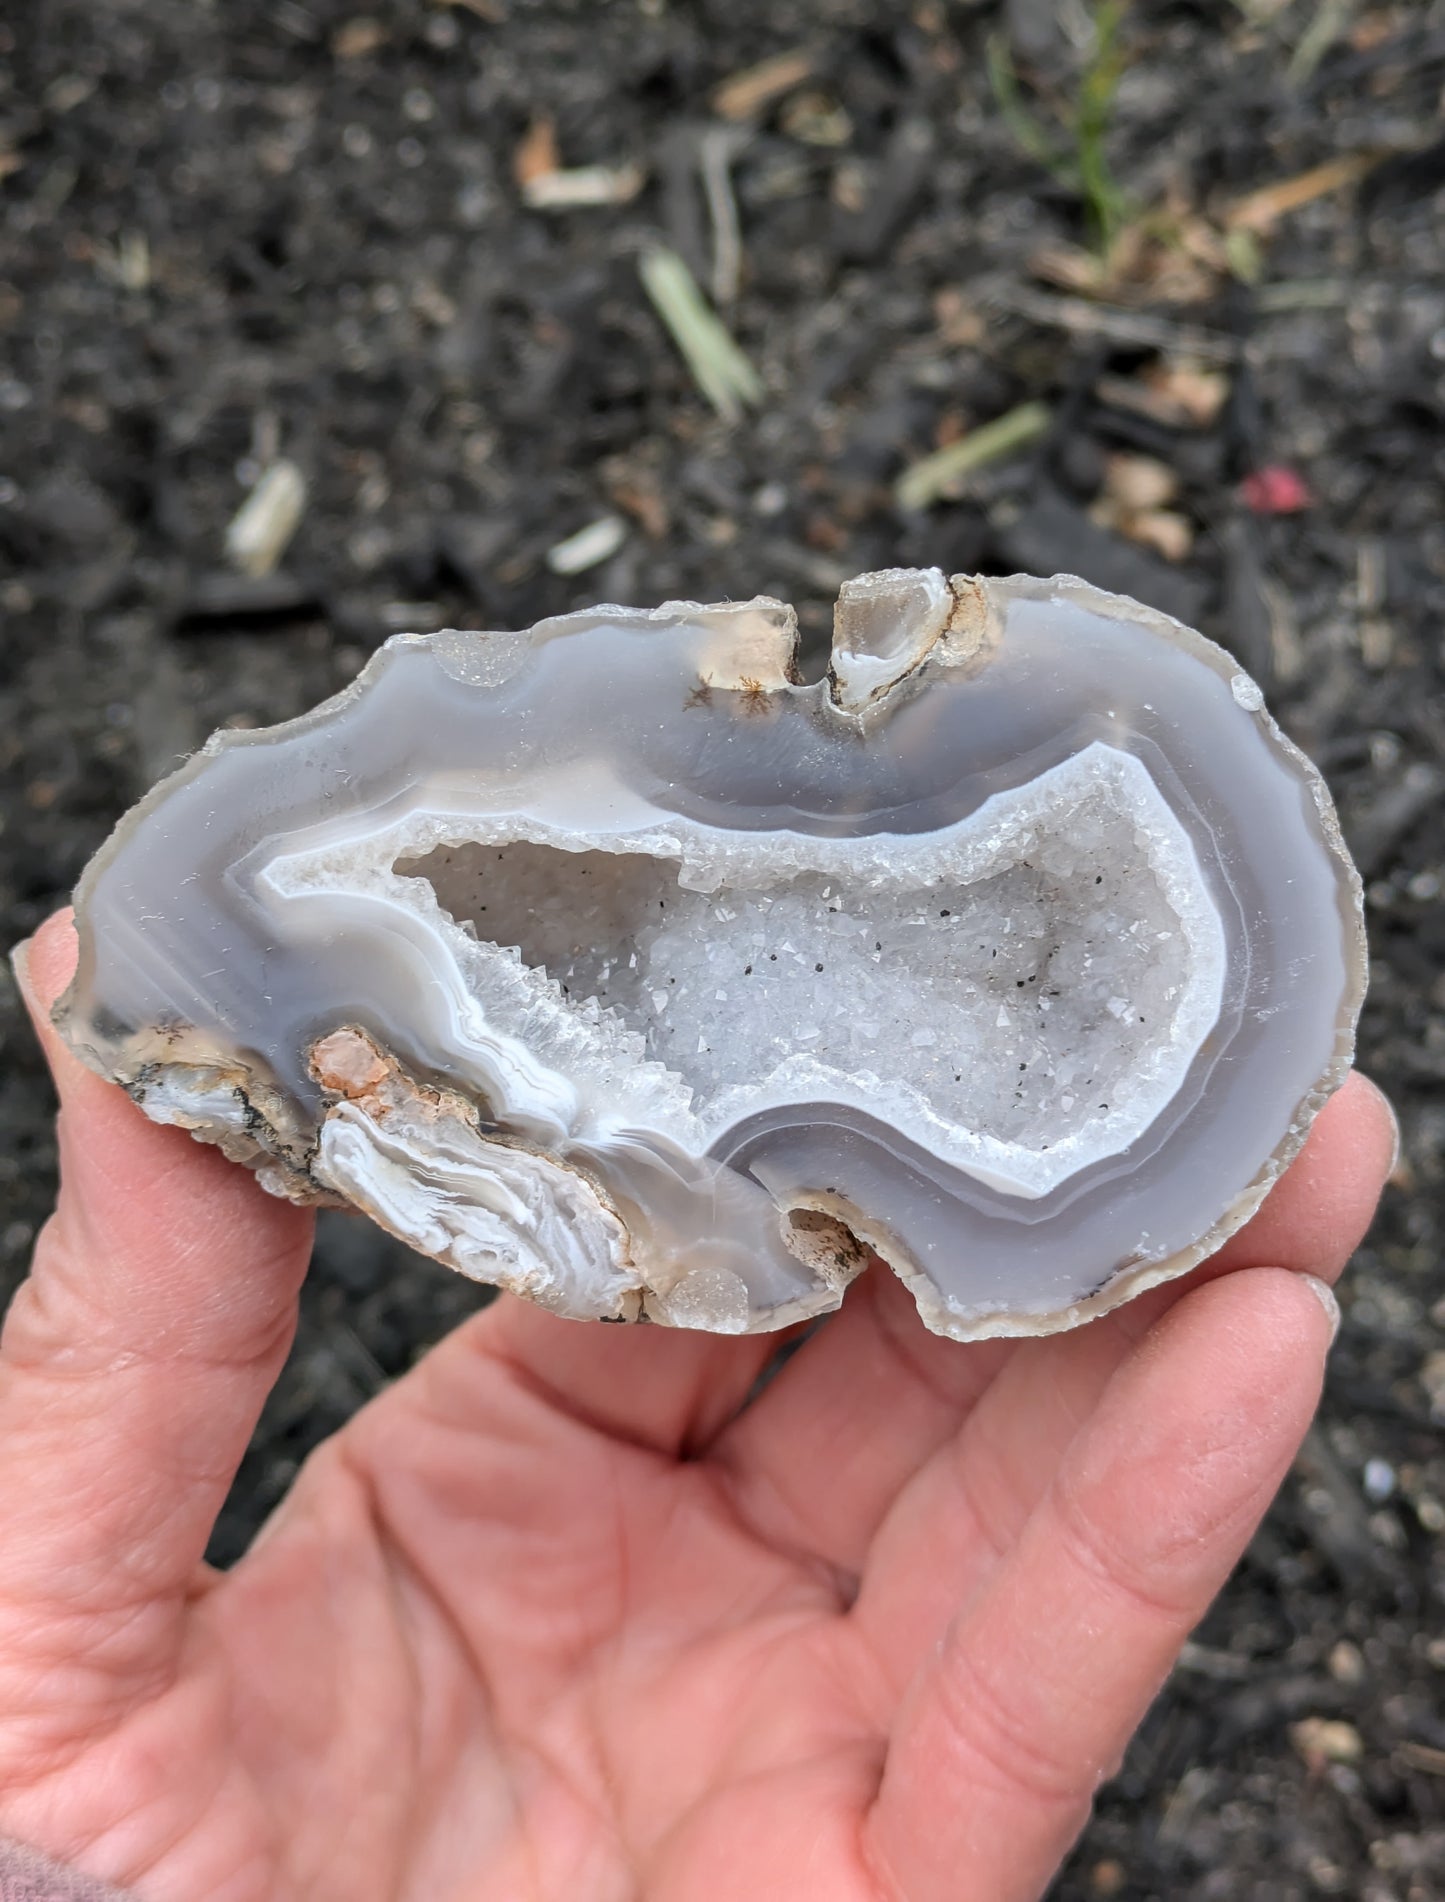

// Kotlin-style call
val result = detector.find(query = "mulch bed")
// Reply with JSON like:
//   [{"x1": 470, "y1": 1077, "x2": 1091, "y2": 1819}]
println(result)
[{"x1": 2, "y1": 3, "x2": 1443, "y2": 1894}]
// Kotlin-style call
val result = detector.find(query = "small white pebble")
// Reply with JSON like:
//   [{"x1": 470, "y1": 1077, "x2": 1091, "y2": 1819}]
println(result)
[
  {"x1": 1290, "y1": 1717, "x2": 1362, "y2": 1766},
  {"x1": 1328, "y1": 1640, "x2": 1366, "y2": 1686},
  {"x1": 1363, "y1": 1457, "x2": 1396, "y2": 1503},
  {"x1": 1230, "y1": 671, "x2": 1265, "y2": 712},
  {"x1": 546, "y1": 514, "x2": 627, "y2": 576}
]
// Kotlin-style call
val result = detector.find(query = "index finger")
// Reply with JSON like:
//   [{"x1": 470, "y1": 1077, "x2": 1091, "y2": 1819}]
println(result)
[{"x1": 0, "y1": 912, "x2": 312, "y2": 1709}]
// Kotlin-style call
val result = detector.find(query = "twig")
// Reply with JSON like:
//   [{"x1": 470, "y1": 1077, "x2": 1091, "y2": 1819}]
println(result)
[
  {"x1": 700, "y1": 128, "x2": 746, "y2": 308},
  {"x1": 986, "y1": 282, "x2": 1241, "y2": 361},
  {"x1": 638, "y1": 246, "x2": 763, "y2": 422},
  {"x1": 894, "y1": 401, "x2": 1051, "y2": 511},
  {"x1": 1255, "y1": 277, "x2": 1350, "y2": 310},
  {"x1": 1396, "y1": 1741, "x2": 1445, "y2": 1779},
  {"x1": 710, "y1": 49, "x2": 814, "y2": 121},
  {"x1": 1288, "y1": 0, "x2": 1357, "y2": 86}
]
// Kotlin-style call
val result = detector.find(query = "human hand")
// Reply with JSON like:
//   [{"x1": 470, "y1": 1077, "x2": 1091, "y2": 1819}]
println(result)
[{"x1": 0, "y1": 911, "x2": 1393, "y2": 1902}]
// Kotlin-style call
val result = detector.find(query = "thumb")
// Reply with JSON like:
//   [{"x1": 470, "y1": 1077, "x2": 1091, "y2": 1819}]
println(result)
[{"x1": 0, "y1": 911, "x2": 311, "y2": 1754}]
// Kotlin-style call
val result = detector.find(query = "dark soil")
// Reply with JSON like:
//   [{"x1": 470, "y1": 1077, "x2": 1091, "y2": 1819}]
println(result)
[{"x1": 3, "y1": 2, "x2": 1444, "y2": 1896}]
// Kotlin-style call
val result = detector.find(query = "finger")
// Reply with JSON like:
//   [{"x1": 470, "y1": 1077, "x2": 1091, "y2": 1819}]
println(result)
[
  {"x1": 854, "y1": 1071, "x2": 1391, "y2": 1670},
  {"x1": 0, "y1": 913, "x2": 312, "y2": 1644},
  {"x1": 709, "y1": 1071, "x2": 1392, "y2": 1582},
  {"x1": 706, "y1": 1268, "x2": 1013, "y2": 1577},
  {"x1": 1193, "y1": 1071, "x2": 1396, "y2": 1288},
  {"x1": 862, "y1": 1266, "x2": 1336, "y2": 1902}
]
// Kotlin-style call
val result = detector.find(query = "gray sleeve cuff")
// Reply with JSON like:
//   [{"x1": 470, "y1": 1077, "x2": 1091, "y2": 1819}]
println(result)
[{"x1": 0, "y1": 1838, "x2": 138, "y2": 1902}]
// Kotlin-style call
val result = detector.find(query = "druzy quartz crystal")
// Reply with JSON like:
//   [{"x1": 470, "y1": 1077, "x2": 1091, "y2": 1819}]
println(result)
[{"x1": 56, "y1": 570, "x2": 1366, "y2": 1340}]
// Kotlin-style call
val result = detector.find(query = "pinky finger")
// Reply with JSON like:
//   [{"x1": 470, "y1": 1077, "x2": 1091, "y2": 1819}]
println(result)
[{"x1": 860, "y1": 1266, "x2": 1336, "y2": 1902}]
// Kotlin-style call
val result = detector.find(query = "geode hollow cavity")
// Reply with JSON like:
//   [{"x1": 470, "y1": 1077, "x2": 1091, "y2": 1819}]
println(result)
[{"x1": 57, "y1": 570, "x2": 1366, "y2": 1340}]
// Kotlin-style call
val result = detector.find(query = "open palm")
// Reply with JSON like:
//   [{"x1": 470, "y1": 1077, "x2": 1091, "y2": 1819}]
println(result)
[{"x1": 0, "y1": 913, "x2": 1392, "y2": 1902}]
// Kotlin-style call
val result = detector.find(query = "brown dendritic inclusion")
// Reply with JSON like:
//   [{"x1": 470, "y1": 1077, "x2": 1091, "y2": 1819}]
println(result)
[{"x1": 56, "y1": 570, "x2": 1366, "y2": 1340}]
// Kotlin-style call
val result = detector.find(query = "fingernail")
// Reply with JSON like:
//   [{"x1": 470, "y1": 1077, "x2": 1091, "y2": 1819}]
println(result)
[
  {"x1": 1301, "y1": 1274, "x2": 1341, "y2": 1346},
  {"x1": 1376, "y1": 1087, "x2": 1399, "y2": 1171},
  {"x1": 8, "y1": 937, "x2": 36, "y2": 1013},
  {"x1": 1368, "y1": 1076, "x2": 1402, "y2": 1177}
]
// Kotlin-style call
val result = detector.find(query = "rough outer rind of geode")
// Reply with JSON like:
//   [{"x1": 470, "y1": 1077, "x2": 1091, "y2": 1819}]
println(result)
[{"x1": 56, "y1": 570, "x2": 1366, "y2": 1341}]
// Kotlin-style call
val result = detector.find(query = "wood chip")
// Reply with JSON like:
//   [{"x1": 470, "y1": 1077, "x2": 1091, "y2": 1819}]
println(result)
[
  {"x1": 1356, "y1": 538, "x2": 1394, "y2": 669},
  {"x1": 1138, "y1": 360, "x2": 1232, "y2": 427},
  {"x1": 1396, "y1": 1741, "x2": 1445, "y2": 1778},
  {"x1": 1125, "y1": 507, "x2": 1194, "y2": 563},
  {"x1": 710, "y1": 48, "x2": 814, "y2": 122},
  {"x1": 1092, "y1": 458, "x2": 1194, "y2": 562},
  {"x1": 435, "y1": 0, "x2": 506, "y2": 20},
  {"x1": 1103, "y1": 453, "x2": 1180, "y2": 513},
  {"x1": 513, "y1": 116, "x2": 559, "y2": 188},
  {"x1": 933, "y1": 288, "x2": 985, "y2": 349},
  {"x1": 1291, "y1": 1717, "x2": 1365, "y2": 1767},
  {"x1": 224, "y1": 461, "x2": 307, "y2": 579},
  {"x1": 779, "y1": 91, "x2": 853, "y2": 147},
  {"x1": 522, "y1": 162, "x2": 645, "y2": 210},
  {"x1": 603, "y1": 453, "x2": 670, "y2": 539},
  {"x1": 95, "y1": 231, "x2": 150, "y2": 291},
  {"x1": 1226, "y1": 152, "x2": 1381, "y2": 234},
  {"x1": 332, "y1": 17, "x2": 388, "y2": 59},
  {"x1": 545, "y1": 514, "x2": 627, "y2": 576}
]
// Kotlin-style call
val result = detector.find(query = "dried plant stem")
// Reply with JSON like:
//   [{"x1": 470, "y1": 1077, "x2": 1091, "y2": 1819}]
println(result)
[
  {"x1": 895, "y1": 401, "x2": 1051, "y2": 511},
  {"x1": 639, "y1": 246, "x2": 763, "y2": 423}
]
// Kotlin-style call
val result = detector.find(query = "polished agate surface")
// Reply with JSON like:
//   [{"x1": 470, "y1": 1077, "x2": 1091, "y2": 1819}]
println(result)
[{"x1": 56, "y1": 570, "x2": 1366, "y2": 1340}]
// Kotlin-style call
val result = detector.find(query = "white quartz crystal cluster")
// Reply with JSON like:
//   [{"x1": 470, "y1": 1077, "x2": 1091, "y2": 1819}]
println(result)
[
  {"x1": 57, "y1": 570, "x2": 1366, "y2": 1340},
  {"x1": 393, "y1": 746, "x2": 1222, "y2": 1198}
]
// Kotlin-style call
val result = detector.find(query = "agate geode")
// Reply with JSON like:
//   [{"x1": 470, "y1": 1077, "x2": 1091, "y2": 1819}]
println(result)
[{"x1": 56, "y1": 570, "x2": 1366, "y2": 1340}]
